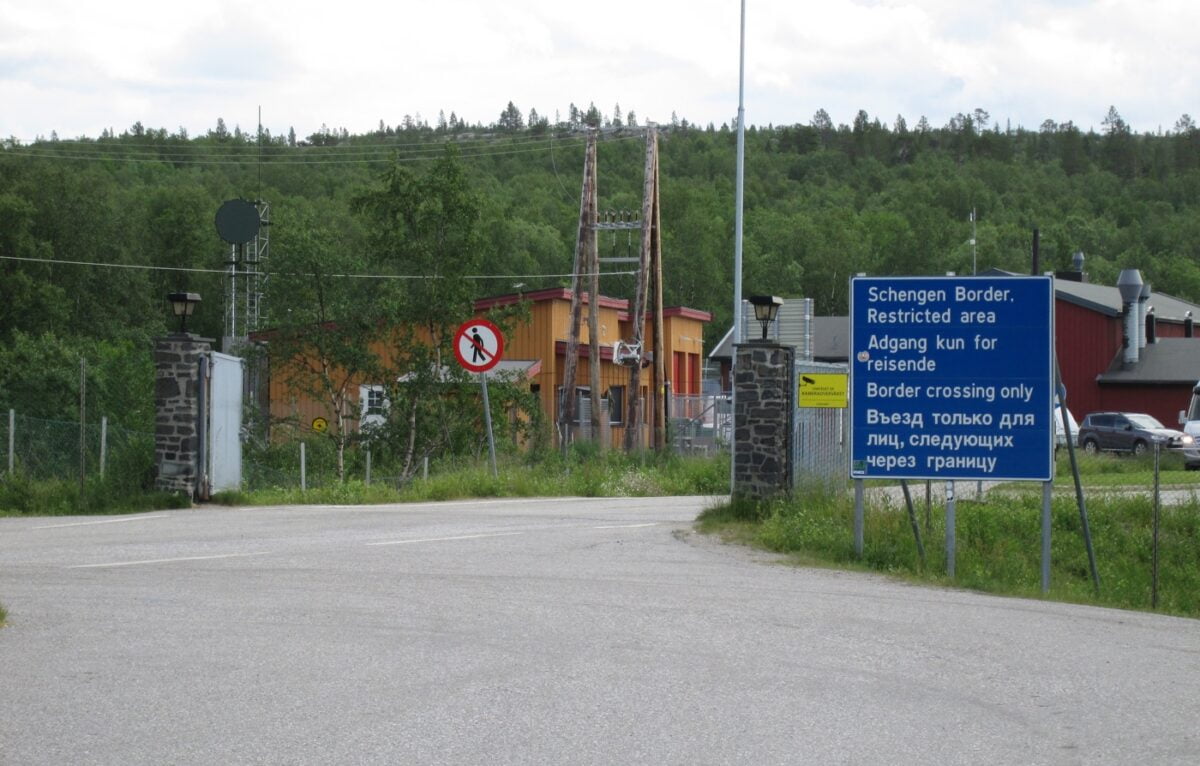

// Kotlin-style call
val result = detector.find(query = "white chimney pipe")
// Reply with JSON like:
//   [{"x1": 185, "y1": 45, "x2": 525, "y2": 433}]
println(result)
[
  {"x1": 1117, "y1": 269, "x2": 1144, "y2": 367},
  {"x1": 1137, "y1": 281, "x2": 1151, "y2": 350}
]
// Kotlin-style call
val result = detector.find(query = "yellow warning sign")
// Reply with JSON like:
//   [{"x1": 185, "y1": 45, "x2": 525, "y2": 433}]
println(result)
[
  {"x1": 798, "y1": 373, "x2": 848, "y2": 408},
  {"x1": 312, "y1": 417, "x2": 329, "y2": 433}
]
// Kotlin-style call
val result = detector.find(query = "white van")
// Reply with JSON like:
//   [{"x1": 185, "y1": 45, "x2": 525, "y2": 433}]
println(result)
[
  {"x1": 1055, "y1": 400, "x2": 1078, "y2": 451},
  {"x1": 1177, "y1": 384, "x2": 1200, "y2": 468}
]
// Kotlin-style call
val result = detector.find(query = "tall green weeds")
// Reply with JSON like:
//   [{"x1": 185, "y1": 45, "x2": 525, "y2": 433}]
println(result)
[
  {"x1": 0, "y1": 473, "x2": 190, "y2": 516},
  {"x1": 216, "y1": 448, "x2": 729, "y2": 506}
]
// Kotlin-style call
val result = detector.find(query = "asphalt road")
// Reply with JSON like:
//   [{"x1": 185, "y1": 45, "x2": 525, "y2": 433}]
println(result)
[{"x1": 1, "y1": 496, "x2": 1197, "y2": 765}]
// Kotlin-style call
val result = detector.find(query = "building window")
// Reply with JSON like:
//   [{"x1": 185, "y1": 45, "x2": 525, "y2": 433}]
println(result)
[
  {"x1": 607, "y1": 386, "x2": 625, "y2": 425},
  {"x1": 554, "y1": 385, "x2": 588, "y2": 424},
  {"x1": 366, "y1": 388, "x2": 385, "y2": 415},
  {"x1": 359, "y1": 384, "x2": 389, "y2": 429}
]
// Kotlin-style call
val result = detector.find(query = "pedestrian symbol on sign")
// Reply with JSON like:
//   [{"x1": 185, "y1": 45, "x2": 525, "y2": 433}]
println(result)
[{"x1": 453, "y1": 319, "x2": 504, "y2": 374}]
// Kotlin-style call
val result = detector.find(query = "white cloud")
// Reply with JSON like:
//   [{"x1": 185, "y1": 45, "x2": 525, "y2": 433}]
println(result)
[{"x1": 0, "y1": 0, "x2": 1195, "y2": 140}]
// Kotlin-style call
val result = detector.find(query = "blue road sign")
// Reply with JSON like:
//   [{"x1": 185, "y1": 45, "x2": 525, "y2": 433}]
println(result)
[{"x1": 850, "y1": 276, "x2": 1054, "y2": 481}]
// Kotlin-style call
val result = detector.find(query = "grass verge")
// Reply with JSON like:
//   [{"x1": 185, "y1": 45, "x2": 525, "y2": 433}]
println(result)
[
  {"x1": 0, "y1": 473, "x2": 190, "y2": 517},
  {"x1": 700, "y1": 482, "x2": 1200, "y2": 618},
  {"x1": 1054, "y1": 448, "x2": 1200, "y2": 486},
  {"x1": 213, "y1": 449, "x2": 730, "y2": 506}
]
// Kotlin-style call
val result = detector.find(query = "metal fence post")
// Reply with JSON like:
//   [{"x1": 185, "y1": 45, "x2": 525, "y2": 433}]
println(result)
[
  {"x1": 853, "y1": 479, "x2": 864, "y2": 557},
  {"x1": 100, "y1": 416, "x2": 108, "y2": 479},
  {"x1": 365, "y1": 449, "x2": 371, "y2": 486},
  {"x1": 7, "y1": 409, "x2": 13, "y2": 475},
  {"x1": 1153, "y1": 442, "x2": 1161, "y2": 608},
  {"x1": 300, "y1": 442, "x2": 306, "y2": 492},
  {"x1": 1041, "y1": 480, "x2": 1052, "y2": 593}
]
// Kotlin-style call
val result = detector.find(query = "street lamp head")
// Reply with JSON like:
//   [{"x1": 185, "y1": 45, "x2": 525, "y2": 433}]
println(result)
[
  {"x1": 167, "y1": 292, "x2": 201, "y2": 333},
  {"x1": 748, "y1": 295, "x2": 783, "y2": 340}
]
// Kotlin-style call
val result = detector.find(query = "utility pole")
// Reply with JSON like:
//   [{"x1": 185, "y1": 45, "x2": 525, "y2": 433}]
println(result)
[
  {"x1": 585, "y1": 137, "x2": 603, "y2": 447},
  {"x1": 559, "y1": 130, "x2": 597, "y2": 452},
  {"x1": 651, "y1": 137, "x2": 666, "y2": 451},
  {"x1": 625, "y1": 127, "x2": 663, "y2": 451},
  {"x1": 970, "y1": 208, "x2": 977, "y2": 275}
]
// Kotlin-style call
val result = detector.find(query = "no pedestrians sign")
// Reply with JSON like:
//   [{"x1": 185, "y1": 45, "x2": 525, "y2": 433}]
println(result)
[{"x1": 453, "y1": 319, "x2": 504, "y2": 374}]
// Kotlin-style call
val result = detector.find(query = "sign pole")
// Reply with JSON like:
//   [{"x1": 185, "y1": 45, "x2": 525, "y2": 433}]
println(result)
[
  {"x1": 480, "y1": 373, "x2": 498, "y2": 479},
  {"x1": 452, "y1": 318, "x2": 505, "y2": 480},
  {"x1": 945, "y1": 481, "x2": 956, "y2": 578},
  {"x1": 900, "y1": 480, "x2": 926, "y2": 564}
]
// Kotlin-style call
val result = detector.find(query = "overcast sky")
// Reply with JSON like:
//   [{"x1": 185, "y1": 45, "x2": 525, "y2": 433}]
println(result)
[{"x1": 2, "y1": 0, "x2": 1196, "y2": 142}]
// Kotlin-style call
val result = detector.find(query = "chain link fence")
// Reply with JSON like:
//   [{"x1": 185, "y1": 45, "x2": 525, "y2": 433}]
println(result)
[
  {"x1": 0, "y1": 410, "x2": 157, "y2": 494},
  {"x1": 669, "y1": 394, "x2": 731, "y2": 456},
  {"x1": 1, "y1": 409, "x2": 154, "y2": 486},
  {"x1": 241, "y1": 441, "x2": 428, "y2": 493}
]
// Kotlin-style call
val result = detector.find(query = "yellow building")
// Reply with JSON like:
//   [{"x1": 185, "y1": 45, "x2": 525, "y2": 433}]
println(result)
[
  {"x1": 258, "y1": 287, "x2": 711, "y2": 449},
  {"x1": 472, "y1": 288, "x2": 710, "y2": 447}
]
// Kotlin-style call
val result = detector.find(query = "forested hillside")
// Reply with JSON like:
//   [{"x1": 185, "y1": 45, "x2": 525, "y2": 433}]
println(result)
[{"x1": 4, "y1": 104, "x2": 1200, "y2": 425}]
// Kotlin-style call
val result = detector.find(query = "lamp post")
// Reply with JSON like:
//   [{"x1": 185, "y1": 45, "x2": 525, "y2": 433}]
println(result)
[
  {"x1": 167, "y1": 292, "x2": 201, "y2": 334},
  {"x1": 748, "y1": 295, "x2": 783, "y2": 340}
]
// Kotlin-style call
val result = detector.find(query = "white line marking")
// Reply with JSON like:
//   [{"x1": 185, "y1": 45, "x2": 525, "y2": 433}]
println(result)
[
  {"x1": 68, "y1": 552, "x2": 269, "y2": 569},
  {"x1": 34, "y1": 515, "x2": 169, "y2": 530},
  {"x1": 593, "y1": 523, "x2": 658, "y2": 529},
  {"x1": 366, "y1": 532, "x2": 525, "y2": 547}
]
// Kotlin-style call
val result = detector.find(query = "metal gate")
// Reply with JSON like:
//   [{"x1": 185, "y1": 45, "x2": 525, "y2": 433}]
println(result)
[{"x1": 204, "y1": 352, "x2": 243, "y2": 496}]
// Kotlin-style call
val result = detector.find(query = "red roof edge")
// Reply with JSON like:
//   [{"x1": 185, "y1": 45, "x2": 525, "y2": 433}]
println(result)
[
  {"x1": 664, "y1": 306, "x2": 713, "y2": 322},
  {"x1": 474, "y1": 288, "x2": 629, "y2": 312},
  {"x1": 554, "y1": 340, "x2": 616, "y2": 360}
]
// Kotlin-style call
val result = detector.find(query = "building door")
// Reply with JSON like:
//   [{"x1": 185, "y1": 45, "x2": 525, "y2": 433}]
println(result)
[{"x1": 206, "y1": 352, "x2": 244, "y2": 495}]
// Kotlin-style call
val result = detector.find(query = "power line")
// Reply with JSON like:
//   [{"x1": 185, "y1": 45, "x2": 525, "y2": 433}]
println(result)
[
  {"x1": 0, "y1": 141, "x2": 607, "y2": 167},
  {"x1": 13, "y1": 127, "x2": 619, "y2": 152},
  {"x1": 0, "y1": 255, "x2": 232, "y2": 275},
  {"x1": 16, "y1": 133, "x2": 585, "y2": 158},
  {"x1": 0, "y1": 254, "x2": 635, "y2": 281},
  {"x1": 0, "y1": 129, "x2": 640, "y2": 166}
]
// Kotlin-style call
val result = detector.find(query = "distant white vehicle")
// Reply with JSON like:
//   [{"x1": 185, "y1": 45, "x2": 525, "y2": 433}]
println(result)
[
  {"x1": 1055, "y1": 399, "x2": 1078, "y2": 451},
  {"x1": 1176, "y1": 383, "x2": 1200, "y2": 469}
]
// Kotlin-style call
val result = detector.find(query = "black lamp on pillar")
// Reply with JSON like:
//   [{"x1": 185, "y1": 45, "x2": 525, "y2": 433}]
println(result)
[
  {"x1": 748, "y1": 295, "x2": 783, "y2": 340},
  {"x1": 167, "y1": 292, "x2": 201, "y2": 334}
]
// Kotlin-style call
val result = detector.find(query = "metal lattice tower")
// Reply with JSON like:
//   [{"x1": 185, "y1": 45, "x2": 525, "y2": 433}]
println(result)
[{"x1": 219, "y1": 200, "x2": 270, "y2": 348}]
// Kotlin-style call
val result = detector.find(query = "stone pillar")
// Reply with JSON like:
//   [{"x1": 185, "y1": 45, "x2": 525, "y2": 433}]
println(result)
[
  {"x1": 733, "y1": 341, "x2": 795, "y2": 500},
  {"x1": 154, "y1": 334, "x2": 212, "y2": 498}
]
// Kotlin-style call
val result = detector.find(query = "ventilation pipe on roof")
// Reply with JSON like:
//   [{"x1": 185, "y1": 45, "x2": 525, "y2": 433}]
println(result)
[
  {"x1": 1146, "y1": 306, "x2": 1157, "y2": 344},
  {"x1": 1186, "y1": 311, "x2": 1195, "y2": 338},
  {"x1": 1137, "y1": 281, "x2": 1151, "y2": 350},
  {"x1": 1117, "y1": 269, "x2": 1144, "y2": 367}
]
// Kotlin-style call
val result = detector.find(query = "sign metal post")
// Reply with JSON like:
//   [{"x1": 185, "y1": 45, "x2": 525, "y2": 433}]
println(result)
[{"x1": 453, "y1": 319, "x2": 505, "y2": 479}]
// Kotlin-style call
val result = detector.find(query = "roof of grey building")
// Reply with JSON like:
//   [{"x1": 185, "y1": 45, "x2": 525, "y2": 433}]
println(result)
[
  {"x1": 981, "y1": 268, "x2": 1200, "y2": 322},
  {"x1": 709, "y1": 315, "x2": 849, "y2": 361},
  {"x1": 1096, "y1": 338, "x2": 1200, "y2": 386}
]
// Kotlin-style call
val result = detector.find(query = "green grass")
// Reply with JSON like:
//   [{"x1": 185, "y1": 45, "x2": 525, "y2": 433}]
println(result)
[
  {"x1": 0, "y1": 473, "x2": 191, "y2": 517},
  {"x1": 1054, "y1": 449, "x2": 1200, "y2": 486},
  {"x1": 213, "y1": 449, "x2": 730, "y2": 506},
  {"x1": 699, "y1": 482, "x2": 1200, "y2": 618},
  {"x1": 0, "y1": 602, "x2": 6, "y2": 628}
]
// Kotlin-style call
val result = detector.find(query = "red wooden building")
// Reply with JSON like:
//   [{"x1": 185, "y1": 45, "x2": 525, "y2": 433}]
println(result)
[{"x1": 1051, "y1": 278, "x2": 1200, "y2": 425}]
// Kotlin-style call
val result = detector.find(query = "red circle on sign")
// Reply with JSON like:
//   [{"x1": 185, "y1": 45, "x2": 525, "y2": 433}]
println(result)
[{"x1": 453, "y1": 319, "x2": 504, "y2": 373}]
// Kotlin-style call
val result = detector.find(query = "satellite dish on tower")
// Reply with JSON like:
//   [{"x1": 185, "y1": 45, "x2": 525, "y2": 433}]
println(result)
[{"x1": 215, "y1": 199, "x2": 260, "y2": 244}]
